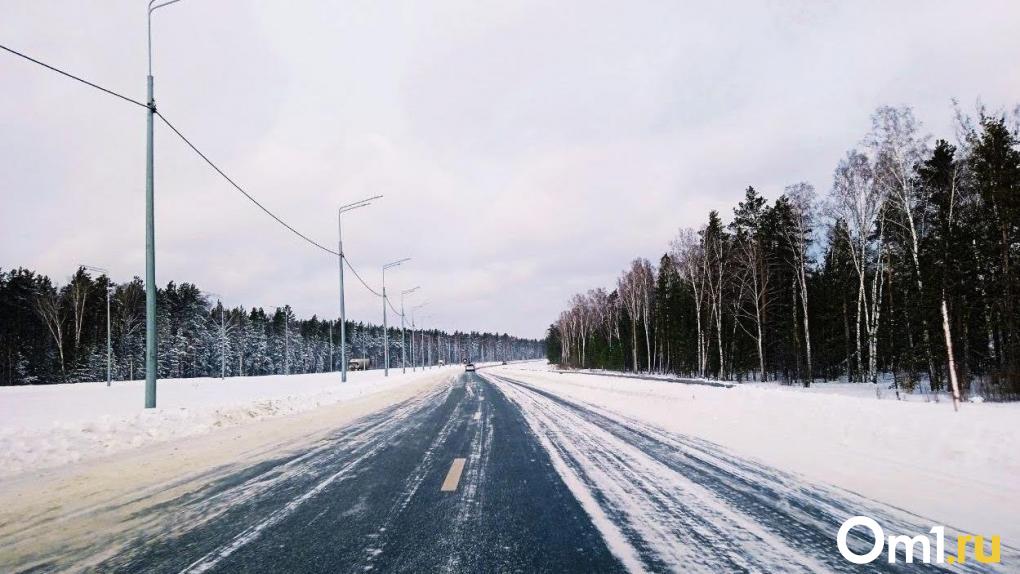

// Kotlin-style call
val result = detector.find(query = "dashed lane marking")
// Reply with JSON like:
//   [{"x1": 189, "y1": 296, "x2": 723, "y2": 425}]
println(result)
[{"x1": 441, "y1": 458, "x2": 467, "y2": 492}]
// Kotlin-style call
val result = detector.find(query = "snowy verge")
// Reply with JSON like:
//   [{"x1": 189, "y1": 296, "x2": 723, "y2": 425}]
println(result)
[
  {"x1": 0, "y1": 367, "x2": 456, "y2": 478},
  {"x1": 532, "y1": 361, "x2": 969, "y2": 401},
  {"x1": 547, "y1": 367, "x2": 734, "y2": 388},
  {"x1": 493, "y1": 363, "x2": 1020, "y2": 542}
]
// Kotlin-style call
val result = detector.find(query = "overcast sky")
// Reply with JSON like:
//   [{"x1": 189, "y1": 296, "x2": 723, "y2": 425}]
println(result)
[{"x1": 2, "y1": 1, "x2": 1018, "y2": 339}]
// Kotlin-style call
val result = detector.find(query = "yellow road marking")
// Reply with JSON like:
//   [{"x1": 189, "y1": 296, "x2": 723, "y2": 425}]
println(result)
[{"x1": 441, "y1": 458, "x2": 467, "y2": 492}]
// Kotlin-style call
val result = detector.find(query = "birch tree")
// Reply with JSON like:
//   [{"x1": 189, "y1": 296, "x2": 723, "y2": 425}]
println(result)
[
  {"x1": 570, "y1": 292, "x2": 595, "y2": 367},
  {"x1": 34, "y1": 287, "x2": 66, "y2": 379},
  {"x1": 636, "y1": 259, "x2": 656, "y2": 373},
  {"x1": 732, "y1": 231, "x2": 767, "y2": 381},
  {"x1": 68, "y1": 268, "x2": 91, "y2": 359},
  {"x1": 703, "y1": 211, "x2": 729, "y2": 379},
  {"x1": 671, "y1": 228, "x2": 709, "y2": 377},
  {"x1": 589, "y1": 287, "x2": 613, "y2": 357},
  {"x1": 867, "y1": 106, "x2": 940, "y2": 388},
  {"x1": 830, "y1": 150, "x2": 887, "y2": 384},
  {"x1": 618, "y1": 261, "x2": 647, "y2": 372},
  {"x1": 783, "y1": 182, "x2": 816, "y2": 384}
]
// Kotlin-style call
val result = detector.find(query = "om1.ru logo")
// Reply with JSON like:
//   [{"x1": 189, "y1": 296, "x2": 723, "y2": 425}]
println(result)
[{"x1": 837, "y1": 516, "x2": 1001, "y2": 565}]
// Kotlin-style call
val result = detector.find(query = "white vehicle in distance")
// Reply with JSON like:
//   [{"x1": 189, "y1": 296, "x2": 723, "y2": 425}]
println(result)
[
  {"x1": 465, "y1": 362, "x2": 476, "y2": 372},
  {"x1": 348, "y1": 358, "x2": 371, "y2": 371}
]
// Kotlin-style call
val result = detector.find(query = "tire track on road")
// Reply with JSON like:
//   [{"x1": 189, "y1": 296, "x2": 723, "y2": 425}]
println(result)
[{"x1": 486, "y1": 372, "x2": 1012, "y2": 573}]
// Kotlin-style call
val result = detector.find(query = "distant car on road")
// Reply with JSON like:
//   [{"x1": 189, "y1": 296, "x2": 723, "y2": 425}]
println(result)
[
  {"x1": 348, "y1": 358, "x2": 371, "y2": 371},
  {"x1": 465, "y1": 362, "x2": 476, "y2": 372},
  {"x1": 501, "y1": 361, "x2": 507, "y2": 365}
]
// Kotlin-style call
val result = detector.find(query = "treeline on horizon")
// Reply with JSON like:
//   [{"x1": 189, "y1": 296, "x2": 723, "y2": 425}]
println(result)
[
  {"x1": 0, "y1": 267, "x2": 544, "y2": 385},
  {"x1": 547, "y1": 104, "x2": 1020, "y2": 400}
]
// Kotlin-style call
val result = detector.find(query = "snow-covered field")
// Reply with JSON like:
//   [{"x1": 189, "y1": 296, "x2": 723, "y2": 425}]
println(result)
[
  {"x1": 499, "y1": 362, "x2": 1020, "y2": 543},
  {"x1": 0, "y1": 366, "x2": 458, "y2": 478}
]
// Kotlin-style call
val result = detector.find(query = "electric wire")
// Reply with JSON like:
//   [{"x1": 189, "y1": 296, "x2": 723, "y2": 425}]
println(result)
[
  {"x1": 1, "y1": 42, "x2": 392, "y2": 300},
  {"x1": 386, "y1": 296, "x2": 403, "y2": 317},
  {"x1": 0, "y1": 43, "x2": 147, "y2": 109},
  {"x1": 155, "y1": 112, "x2": 339, "y2": 255},
  {"x1": 343, "y1": 257, "x2": 383, "y2": 298},
  {"x1": 157, "y1": 112, "x2": 389, "y2": 299}
]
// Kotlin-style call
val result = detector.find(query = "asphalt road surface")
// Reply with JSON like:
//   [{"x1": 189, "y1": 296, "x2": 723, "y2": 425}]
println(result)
[{"x1": 33, "y1": 370, "x2": 1011, "y2": 573}]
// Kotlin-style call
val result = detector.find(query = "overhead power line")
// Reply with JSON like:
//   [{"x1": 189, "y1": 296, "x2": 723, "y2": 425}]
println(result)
[
  {"x1": 1, "y1": 41, "x2": 390, "y2": 301},
  {"x1": 155, "y1": 112, "x2": 338, "y2": 255},
  {"x1": 343, "y1": 257, "x2": 383, "y2": 298},
  {"x1": 0, "y1": 43, "x2": 147, "y2": 109},
  {"x1": 158, "y1": 111, "x2": 389, "y2": 300},
  {"x1": 387, "y1": 296, "x2": 403, "y2": 317}
]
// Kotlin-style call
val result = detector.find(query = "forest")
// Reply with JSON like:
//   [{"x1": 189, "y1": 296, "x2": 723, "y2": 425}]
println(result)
[
  {"x1": 547, "y1": 104, "x2": 1020, "y2": 400},
  {"x1": 0, "y1": 267, "x2": 544, "y2": 385}
]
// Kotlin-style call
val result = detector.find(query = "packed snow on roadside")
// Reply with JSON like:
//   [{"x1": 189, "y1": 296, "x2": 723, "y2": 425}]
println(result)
[
  {"x1": 535, "y1": 362, "x2": 979, "y2": 402},
  {"x1": 497, "y1": 362, "x2": 1020, "y2": 542},
  {"x1": 0, "y1": 367, "x2": 455, "y2": 478}
]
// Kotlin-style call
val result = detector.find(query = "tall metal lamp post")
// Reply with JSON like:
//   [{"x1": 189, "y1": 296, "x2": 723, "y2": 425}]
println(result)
[
  {"x1": 337, "y1": 195, "x2": 382, "y2": 382},
  {"x1": 144, "y1": 0, "x2": 187, "y2": 408},
  {"x1": 422, "y1": 313, "x2": 436, "y2": 369},
  {"x1": 410, "y1": 302, "x2": 429, "y2": 372},
  {"x1": 381, "y1": 258, "x2": 410, "y2": 376},
  {"x1": 399, "y1": 287, "x2": 420, "y2": 374}
]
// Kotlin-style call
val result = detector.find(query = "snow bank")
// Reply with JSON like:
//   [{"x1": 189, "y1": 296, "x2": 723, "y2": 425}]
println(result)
[
  {"x1": 496, "y1": 364, "x2": 1020, "y2": 542},
  {"x1": 536, "y1": 362, "x2": 968, "y2": 401},
  {"x1": 0, "y1": 367, "x2": 455, "y2": 478}
]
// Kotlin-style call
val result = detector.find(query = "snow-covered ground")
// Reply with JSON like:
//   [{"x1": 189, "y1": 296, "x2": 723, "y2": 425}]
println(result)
[
  {"x1": 553, "y1": 365, "x2": 976, "y2": 401},
  {"x1": 0, "y1": 366, "x2": 458, "y2": 478},
  {"x1": 4, "y1": 359, "x2": 1016, "y2": 557},
  {"x1": 498, "y1": 362, "x2": 1020, "y2": 543}
]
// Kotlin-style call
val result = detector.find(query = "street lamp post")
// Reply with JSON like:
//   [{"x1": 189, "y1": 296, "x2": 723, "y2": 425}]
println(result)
[
  {"x1": 411, "y1": 302, "x2": 428, "y2": 372},
  {"x1": 400, "y1": 287, "x2": 420, "y2": 374},
  {"x1": 382, "y1": 259, "x2": 410, "y2": 376},
  {"x1": 83, "y1": 265, "x2": 112, "y2": 386},
  {"x1": 421, "y1": 314, "x2": 435, "y2": 369},
  {"x1": 337, "y1": 196, "x2": 381, "y2": 382},
  {"x1": 144, "y1": 0, "x2": 186, "y2": 408}
]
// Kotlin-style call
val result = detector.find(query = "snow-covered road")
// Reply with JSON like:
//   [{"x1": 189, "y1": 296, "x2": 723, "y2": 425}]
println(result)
[
  {"x1": 2, "y1": 371, "x2": 619, "y2": 573},
  {"x1": 2, "y1": 365, "x2": 1015, "y2": 572},
  {"x1": 499, "y1": 362, "x2": 1020, "y2": 545},
  {"x1": 487, "y1": 371, "x2": 1016, "y2": 572}
]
